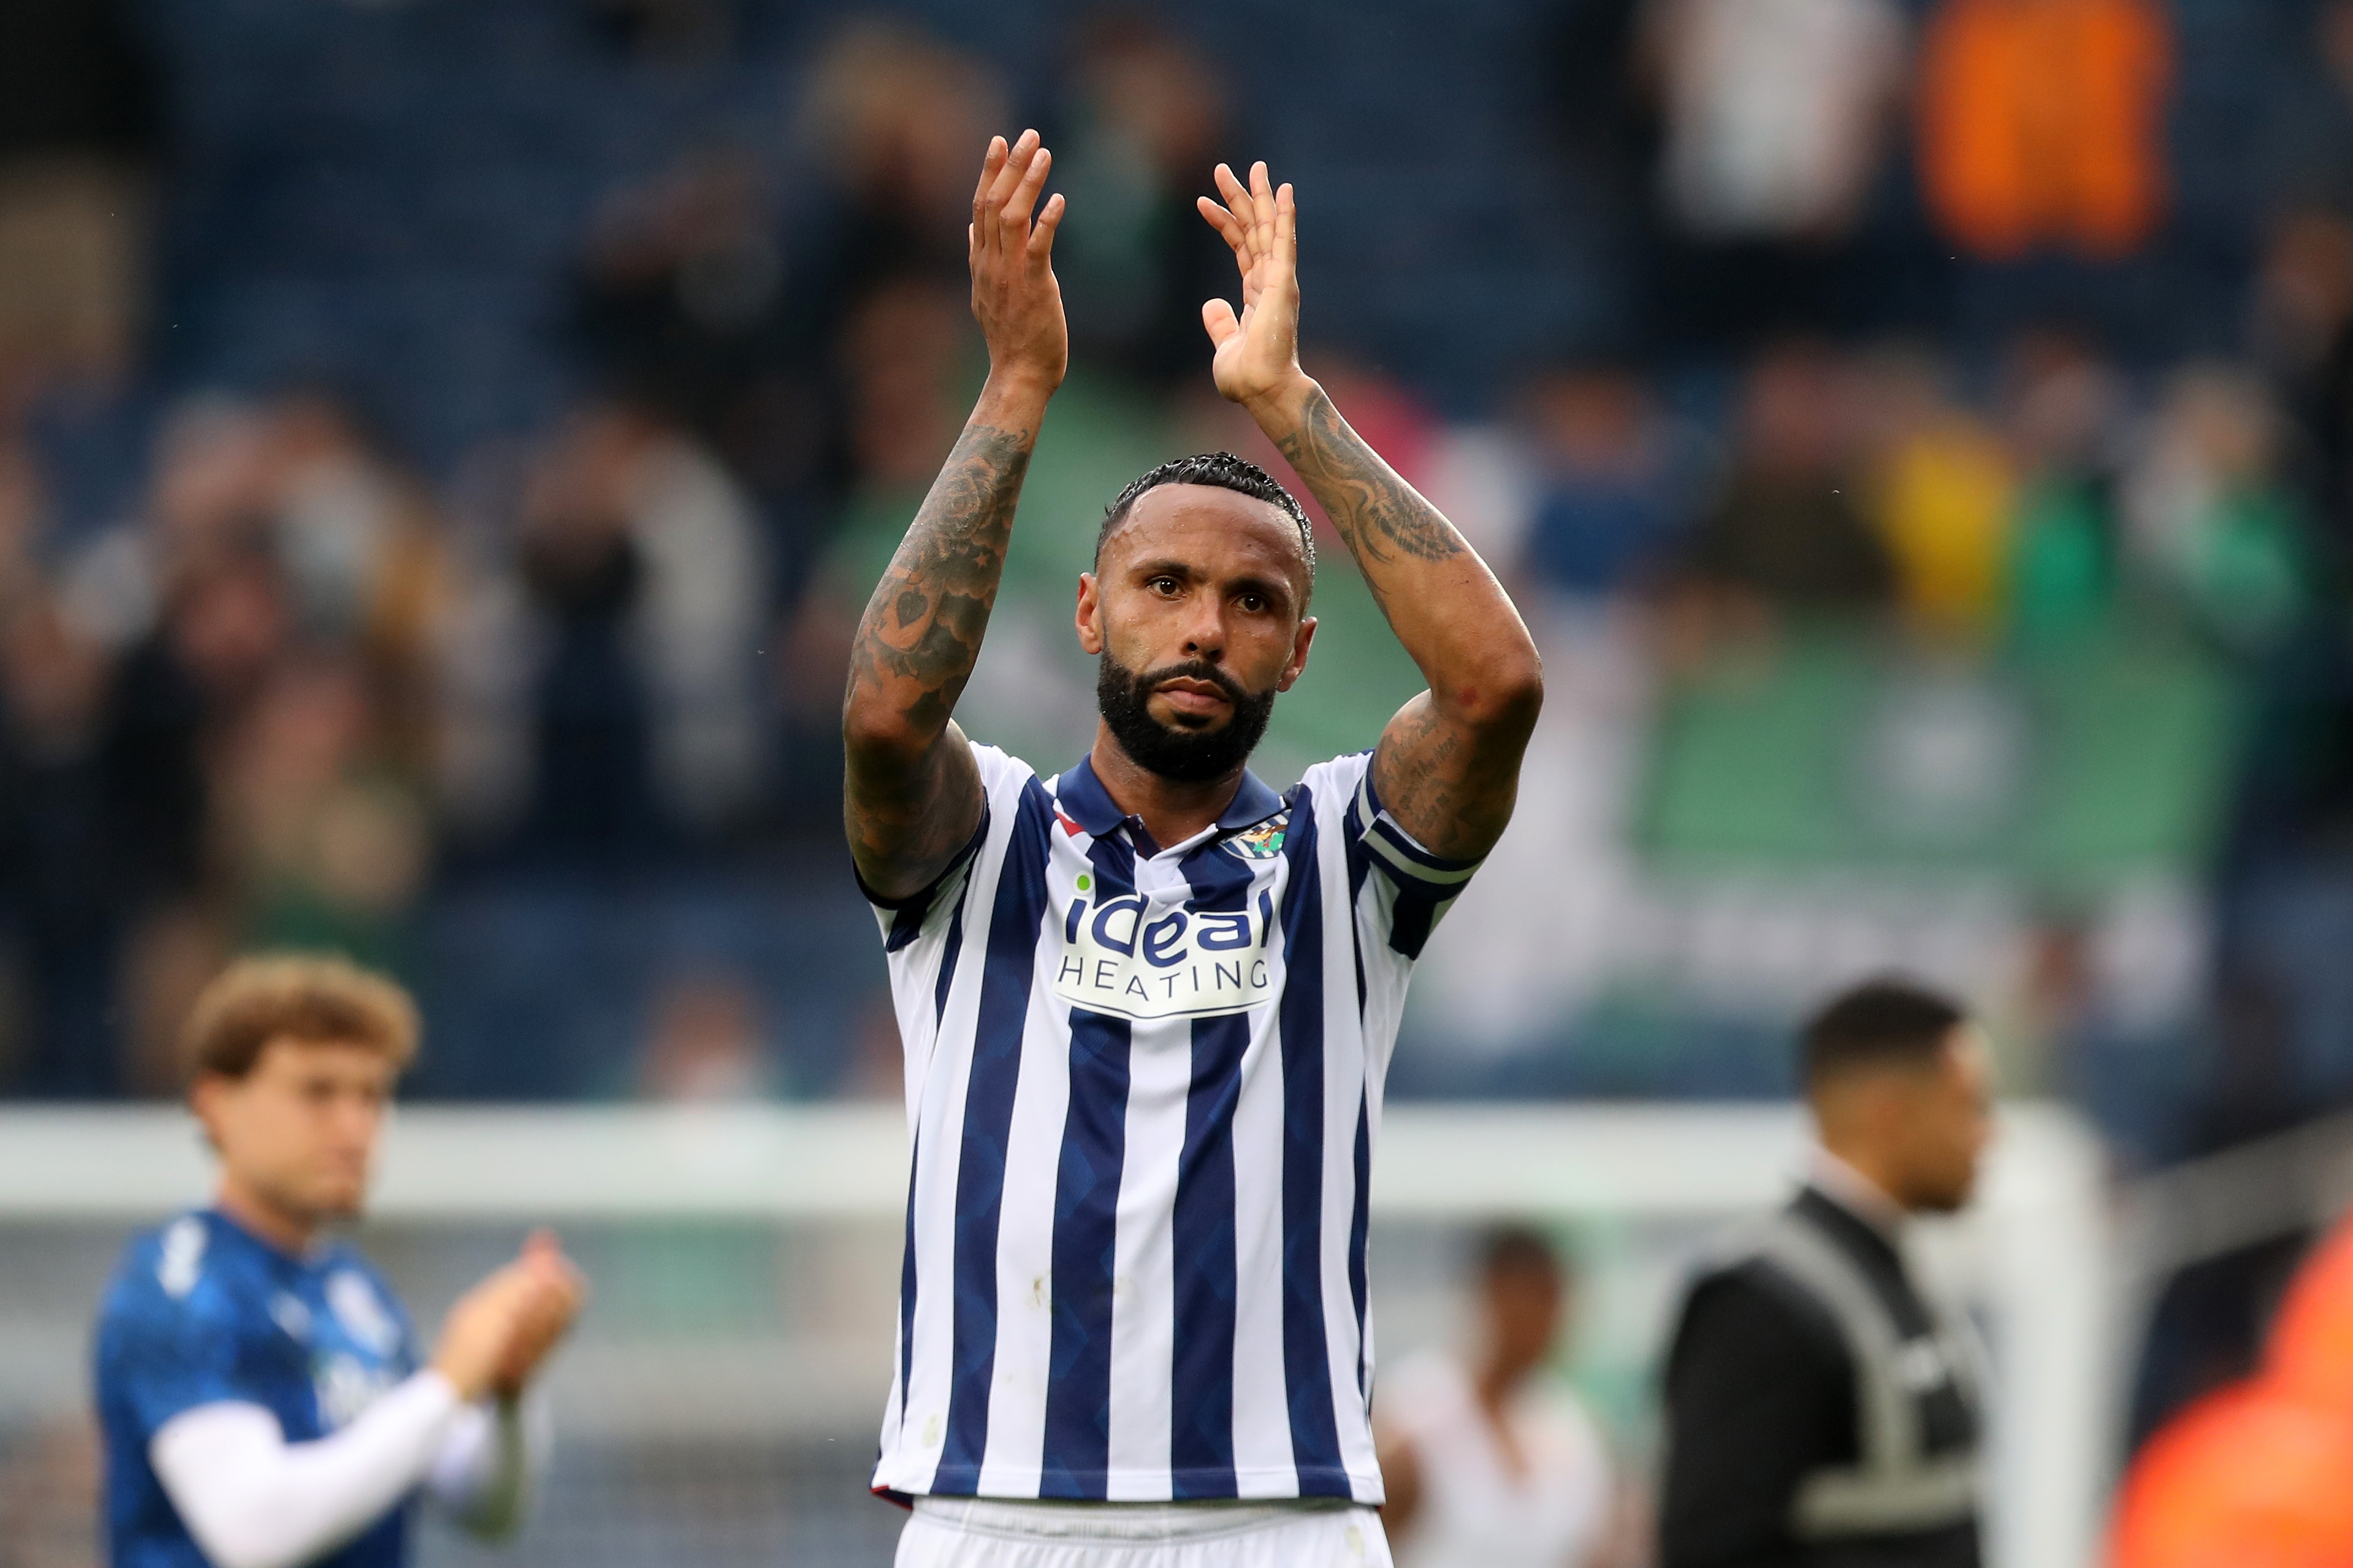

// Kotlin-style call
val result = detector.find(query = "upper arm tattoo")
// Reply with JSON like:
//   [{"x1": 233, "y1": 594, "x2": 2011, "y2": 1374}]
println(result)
[{"x1": 842, "y1": 422, "x2": 1033, "y2": 892}]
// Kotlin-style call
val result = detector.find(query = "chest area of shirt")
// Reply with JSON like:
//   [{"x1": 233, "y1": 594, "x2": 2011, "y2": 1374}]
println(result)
[
  {"x1": 244, "y1": 1263, "x2": 413, "y2": 1432},
  {"x1": 1041, "y1": 823, "x2": 1296, "y2": 1025}
]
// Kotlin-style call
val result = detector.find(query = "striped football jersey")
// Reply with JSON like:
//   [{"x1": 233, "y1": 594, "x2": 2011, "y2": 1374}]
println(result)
[{"x1": 867, "y1": 744, "x2": 1478, "y2": 1505}]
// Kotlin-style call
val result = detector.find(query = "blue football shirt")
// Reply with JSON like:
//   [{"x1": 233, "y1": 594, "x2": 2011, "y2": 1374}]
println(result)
[{"x1": 94, "y1": 1209, "x2": 421, "y2": 1568}]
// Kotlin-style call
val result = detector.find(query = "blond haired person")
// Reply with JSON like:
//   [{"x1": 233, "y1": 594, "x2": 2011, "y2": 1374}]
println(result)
[{"x1": 94, "y1": 955, "x2": 585, "y2": 1568}]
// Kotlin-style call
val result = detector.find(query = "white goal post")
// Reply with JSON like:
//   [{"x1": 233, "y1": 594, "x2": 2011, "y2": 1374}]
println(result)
[{"x1": 0, "y1": 1102, "x2": 2110, "y2": 1568}]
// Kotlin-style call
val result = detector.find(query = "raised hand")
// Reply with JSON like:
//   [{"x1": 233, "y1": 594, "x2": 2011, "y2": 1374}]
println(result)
[
  {"x1": 969, "y1": 130, "x2": 1068, "y2": 393},
  {"x1": 429, "y1": 1232, "x2": 587, "y2": 1403},
  {"x1": 1197, "y1": 161, "x2": 1312, "y2": 422},
  {"x1": 430, "y1": 1262, "x2": 541, "y2": 1402},
  {"x1": 489, "y1": 1231, "x2": 586, "y2": 1399}
]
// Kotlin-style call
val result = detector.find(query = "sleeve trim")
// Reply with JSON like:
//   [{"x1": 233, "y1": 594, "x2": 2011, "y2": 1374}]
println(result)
[
  {"x1": 1353, "y1": 769, "x2": 1483, "y2": 888},
  {"x1": 855, "y1": 806, "x2": 991, "y2": 915}
]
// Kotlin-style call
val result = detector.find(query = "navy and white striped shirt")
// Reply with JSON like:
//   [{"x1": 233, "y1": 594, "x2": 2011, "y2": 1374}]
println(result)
[{"x1": 868, "y1": 743, "x2": 1479, "y2": 1505}]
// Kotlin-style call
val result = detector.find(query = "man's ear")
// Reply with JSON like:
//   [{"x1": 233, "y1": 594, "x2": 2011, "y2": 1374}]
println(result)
[
  {"x1": 1076, "y1": 573, "x2": 1104, "y2": 656},
  {"x1": 188, "y1": 1074, "x2": 228, "y2": 1154},
  {"x1": 1276, "y1": 615, "x2": 1317, "y2": 693}
]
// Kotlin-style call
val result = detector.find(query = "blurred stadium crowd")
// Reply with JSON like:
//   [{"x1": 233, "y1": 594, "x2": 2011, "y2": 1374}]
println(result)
[{"x1": 2, "y1": 0, "x2": 2353, "y2": 1199}]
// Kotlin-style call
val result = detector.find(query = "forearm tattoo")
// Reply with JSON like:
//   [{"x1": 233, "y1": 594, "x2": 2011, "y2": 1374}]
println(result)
[
  {"x1": 1272, "y1": 387, "x2": 1466, "y2": 579},
  {"x1": 1273, "y1": 386, "x2": 1531, "y2": 861},
  {"x1": 842, "y1": 421, "x2": 1032, "y2": 883},
  {"x1": 849, "y1": 423, "x2": 1030, "y2": 724}
]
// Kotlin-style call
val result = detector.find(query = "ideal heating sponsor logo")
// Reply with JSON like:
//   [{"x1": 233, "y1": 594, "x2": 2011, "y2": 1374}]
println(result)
[{"x1": 1051, "y1": 881, "x2": 1278, "y2": 1021}]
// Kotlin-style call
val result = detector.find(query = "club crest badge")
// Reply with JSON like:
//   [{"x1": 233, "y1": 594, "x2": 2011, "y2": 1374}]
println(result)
[{"x1": 1224, "y1": 815, "x2": 1289, "y2": 861}]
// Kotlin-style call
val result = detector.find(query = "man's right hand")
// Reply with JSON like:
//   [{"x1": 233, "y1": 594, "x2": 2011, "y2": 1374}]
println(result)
[
  {"x1": 968, "y1": 130, "x2": 1067, "y2": 394},
  {"x1": 841, "y1": 132, "x2": 1067, "y2": 901},
  {"x1": 430, "y1": 1236, "x2": 587, "y2": 1403}
]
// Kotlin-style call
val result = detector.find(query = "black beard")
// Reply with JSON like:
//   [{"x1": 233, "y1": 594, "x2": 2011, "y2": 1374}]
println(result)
[{"x1": 1096, "y1": 652, "x2": 1277, "y2": 783}]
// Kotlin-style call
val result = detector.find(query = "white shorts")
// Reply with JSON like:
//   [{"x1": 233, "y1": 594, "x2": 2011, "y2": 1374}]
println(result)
[{"x1": 895, "y1": 1496, "x2": 1394, "y2": 1568}]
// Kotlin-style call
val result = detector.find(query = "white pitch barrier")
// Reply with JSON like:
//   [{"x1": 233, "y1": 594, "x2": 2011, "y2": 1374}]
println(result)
[{"x1": 0, "y1": 1101, "x2": 2111, "y2": 1568}]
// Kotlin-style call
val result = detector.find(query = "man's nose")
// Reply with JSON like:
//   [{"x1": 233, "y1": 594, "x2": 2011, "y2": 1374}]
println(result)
[{"x1": 1179, "y1": 599, "x2": 1226, "y2": 660}]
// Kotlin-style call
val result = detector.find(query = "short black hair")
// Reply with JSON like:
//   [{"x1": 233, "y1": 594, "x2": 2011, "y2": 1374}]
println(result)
[
  {"x1": 1801, "y1": 978, "x2": 1968, "y2": 1089},
  {"x1": 1096, "y1": 452, "x2": 1316, "y2": 601},
  {"x1": 1478, "y1": 1224, "x2": 1562, "y2": 1282}
]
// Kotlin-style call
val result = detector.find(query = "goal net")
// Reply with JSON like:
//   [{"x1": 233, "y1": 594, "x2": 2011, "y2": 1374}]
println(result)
[{"x1": 0, "y1": 1103, "x2": 2108, "y2": 1568}]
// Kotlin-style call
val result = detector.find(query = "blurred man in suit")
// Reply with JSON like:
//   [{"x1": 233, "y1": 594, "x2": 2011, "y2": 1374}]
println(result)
[{"x1": 1658, "y1": 978, "x2": 1992, "y2": 1568}]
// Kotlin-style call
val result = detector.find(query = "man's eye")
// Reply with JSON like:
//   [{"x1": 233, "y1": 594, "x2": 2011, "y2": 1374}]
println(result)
[
  {"x1": 1150, "y1": 577, "x2": 1179, "y2": 595},
  {"x1": 1239, "y1": 594, "x2": 1265, "y2": 612}
]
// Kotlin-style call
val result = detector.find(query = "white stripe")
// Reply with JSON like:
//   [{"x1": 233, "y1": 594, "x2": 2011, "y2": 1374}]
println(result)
[
  {"x1": 1228, "y1": 942, "x2": 1295, "y2": 1497},
  {"x1": 874, "y1": 745, "x2": 1448, "y2": 1504},
  {"x1": 1362, "y1": 822, "x2": 1478, "y2": 887},
  {"x1": 1316, "y1": 787, "x2": 1379, "y2": 1498},
  {"x1": 890, "y1": 1060, "x2": 962, "y2": 1492},
  {"x1": 886, "y1": 806, "x2": 1005, "y2": 1493},
  {"x1": 974, "y1": 965, "x2": 1076, "y2": 1496}
]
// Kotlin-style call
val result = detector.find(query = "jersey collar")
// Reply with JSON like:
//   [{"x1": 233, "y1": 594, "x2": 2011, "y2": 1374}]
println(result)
[{"x1": 1056, "y1": 754, "x2": 1286, "y2": 844}]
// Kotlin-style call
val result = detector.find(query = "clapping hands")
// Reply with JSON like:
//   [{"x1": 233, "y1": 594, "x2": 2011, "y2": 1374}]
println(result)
[{"x1": 430, "y1": 1230, "x2": 587, "y2": 1404}]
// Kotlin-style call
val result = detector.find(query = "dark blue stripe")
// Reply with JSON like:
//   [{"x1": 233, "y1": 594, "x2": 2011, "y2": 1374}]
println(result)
[
  {"x1": 1037, "y1": 829, "x2": 1140, "y2": 1499},
  {"x1": 875, "y1": 806, "x2": 992, "y2": 952},
  {"x1": 897, "y1": 818, "x2": 975, "y2": 1442},
  {"x1": 1276, "y1": 786, "x2": 1348, "y2": 1494},
  {"x1": 1167, "y1": 839, "x2": 1259, "y2": 1498},
  {"x1": 1347, "y1": 779, "x2": 1447, "y2": 961},
  {"x1": 1039, "y1": 1009, "x2": 1131, "y2": 1498},
  {"x1": 897, "y1": 1129, "x2": 920, "y2": 1429},
  {"x1": 885, "y1": 900, "x2": 928, "y2": 953},
  {"x1": 1349, "y1": 1092, "x2": 1372, "y2": 1398},
  {"x1": 934, "y1": 778, "x2": 1056, "y2": 1491},
  {"x1": 1387, "y1": 891, "x2": 1443, "y2": 959},
  {"x1": 932, "y1": 881, "x2": 967, "y2": 1026}
]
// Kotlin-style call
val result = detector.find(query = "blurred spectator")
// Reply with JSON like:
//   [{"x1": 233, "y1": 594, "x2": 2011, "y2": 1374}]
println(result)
[
  {"x1": 1856, "y1": 348, "x2": 2015, "y2": 641},
  {"x1": 569, "y1": 150, "x2": 840, "y2": 536},
  {"x1": 639, "y1": 969, "x2": 773, "y2": 1100},
  {"x1": 2121, "y1": 367, "x2": 2308, "y2": 656},
  {"x1": 582, "y1": 0, "x2": 733, "y2": 63},
  {"x1": 1644, "y1": 0, "x2": 1907, "y2": 346},
  {"x1": 795, "y1": 22, "x2": 1005, "y2": 326},
  {"x1": 780, "y1": 277, "x2": 971, "y2": 736},
  {"x1": 0, "y1": 593, "x2": 120, "y2": 1094},
  {"x1": 1678, "y1": 341, "x2": 1894, "y2": 616},
  {"x1": 1377, "y1": 1228, "x2": 1620, "y2": 1568},
  {"x1": 439, "y1": 406, "x2": 767, "y2": 862},
  {"x1": 1518, "y1": 363, "x2": 1699, "y2": 601},
  {"x1": 2258, "y1": 0, "x2": 2353, "y2": 219},
  {"x1": 1915, "y1": 0, "x2": 2173, "y2": 262},
  {"x1": 2257, "y1": 210, "x2": 2353, "y2": 556},
  {"x1": 1541, "y1": 0, "x2": 1655, "y2": 211},
  {"x1": 1047, "y1": 10, "x2": 1234, "y2": 390},
  {"x1": 0, "y1": 0, "x2": 157, "y2": 395},
  {"x1": 215, "y1": 652, "x2": 428, "y2": 970},
  {"x1": 1999, "y1": 330, "x2": 2127, "y2": 640}
]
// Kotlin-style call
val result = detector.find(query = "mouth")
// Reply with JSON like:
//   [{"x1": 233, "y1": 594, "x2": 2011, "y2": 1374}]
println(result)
[{"x1": 1153, "y1": 677, "x2": 1234, "y2": 721}]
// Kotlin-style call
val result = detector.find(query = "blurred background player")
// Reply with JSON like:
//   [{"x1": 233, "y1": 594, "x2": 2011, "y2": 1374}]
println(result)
[
  {"x1": 92, "y1": 954, "x2": 585, "y2": 1568},
  {"x1": 842, "y1": 134, "x2": 1541, "y2": 1565},
  {"x1": 1657, "y1": 979, "x2": 1993, "y2": 1568},
  {"x1": 1376, "y1": 1225, "x2": 1619, "y2": 1568}
]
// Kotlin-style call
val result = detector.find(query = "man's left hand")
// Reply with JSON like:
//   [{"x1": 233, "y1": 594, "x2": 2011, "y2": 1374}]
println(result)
[{"x1": 1199, "y1": 161, "x2": 1315, "y2": 428}]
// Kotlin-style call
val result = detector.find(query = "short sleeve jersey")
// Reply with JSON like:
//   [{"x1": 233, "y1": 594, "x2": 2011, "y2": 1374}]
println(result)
[
  {"x1": 94, "y1": 1209, "x2": 421, "y2": 1568},
  {"x1": 867, "y1": 747, "x2": 1481, "y2": 1506}
]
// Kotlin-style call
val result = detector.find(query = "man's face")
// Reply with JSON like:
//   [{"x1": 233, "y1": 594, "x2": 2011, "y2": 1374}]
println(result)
[
  {"x1": 1894, "y1": 1028, "x2": 1994, "y2": 1214},
  {"x1": 1485, "y1": 1260, "x2": 1565, "y2": 1382},
  {"x1": 1077, "y1": 484, "x2": 1316, "y2": 780},
  {"x1": 193, "y1": 1038, "x2": 395, "y2": 1227}
]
